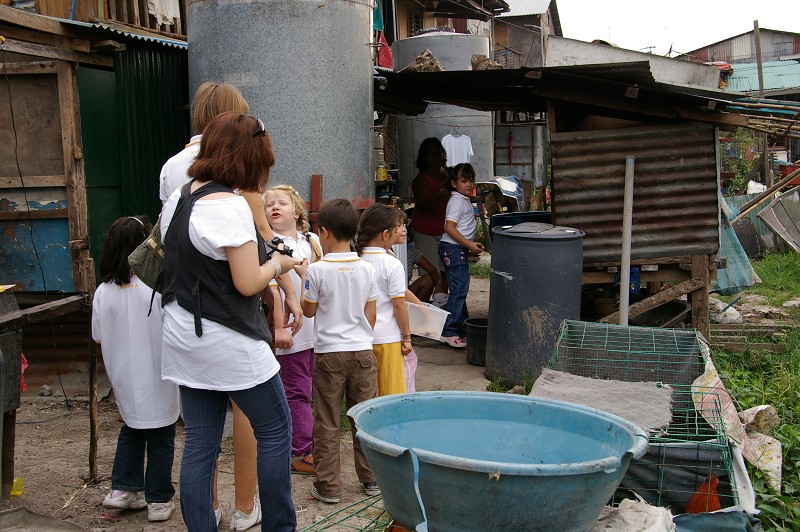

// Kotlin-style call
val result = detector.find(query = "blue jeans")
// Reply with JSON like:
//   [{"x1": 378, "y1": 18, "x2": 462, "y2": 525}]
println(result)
[
  {"x1": 179, "y1": 375, "x2": 295, "y2": 531},
  {"x1": 111, "y1": 422, "x2": 176, "y2": 503},
  {"x1": 439, "y1": 242, "x2": 470, "y2": 337}
]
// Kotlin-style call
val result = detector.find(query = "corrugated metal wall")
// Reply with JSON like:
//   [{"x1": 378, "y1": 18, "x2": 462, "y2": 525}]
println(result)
[
  {"x1": 551, "y1": 122, "x2": 720, "y2": 265},
  {"x1": 115, "y1": 44, "x2": 189, "y2": 221}
]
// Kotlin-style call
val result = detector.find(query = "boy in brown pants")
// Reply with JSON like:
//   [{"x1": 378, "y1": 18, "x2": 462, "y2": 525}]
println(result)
[{"x1": 301, "y1": 199, "x2": 380, "y2": 503}]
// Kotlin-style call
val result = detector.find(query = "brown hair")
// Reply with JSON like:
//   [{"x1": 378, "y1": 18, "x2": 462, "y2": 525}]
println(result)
[
  {"x1": 317, "y1": 199, "x2": 359, "y2": 242},
  {"x1": 100, "y1": 216, "x2": 152, "y2": 285},
  {"x1": 191, "y1": 82, "x2": 249, "y2": 134},
  {"x1": 263, "y1": 185, "x2": 323, "y2": 262},
  {"x1": 355, "y1": 203, "x2": 405, "y2": 254},
  {"x1": 188, "y1": 112, "x2": 275, "y2": 192},
  {"x1": 452, "y1": 162, "x2": 476, "y2": 183}
]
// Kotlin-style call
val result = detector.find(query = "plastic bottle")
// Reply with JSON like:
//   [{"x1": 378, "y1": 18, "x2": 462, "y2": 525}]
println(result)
[
  {"x1": 10, "y1": 477, "x2": 23, "y2": 496},
  {"x1": 376, "y1": 161, "x2": 388, "y2": 182}
]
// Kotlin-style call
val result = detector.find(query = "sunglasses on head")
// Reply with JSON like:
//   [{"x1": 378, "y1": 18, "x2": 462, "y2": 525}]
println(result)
[{"x1": 250, "y1": 116, "x2": 266, "y2": 138}]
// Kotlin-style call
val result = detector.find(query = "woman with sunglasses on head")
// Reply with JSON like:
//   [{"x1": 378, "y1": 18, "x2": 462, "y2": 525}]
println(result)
[
  {"x1": 158, "y1": 82, "x2": 302, "y2": 530},
  {"x1": 160, "y1": 112, "x2": 300, "y2": 531}
]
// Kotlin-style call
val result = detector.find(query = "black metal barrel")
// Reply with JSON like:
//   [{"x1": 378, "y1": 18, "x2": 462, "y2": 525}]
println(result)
[{"x1": 485, "y1": 222, "x2": 584, "y2": 385}]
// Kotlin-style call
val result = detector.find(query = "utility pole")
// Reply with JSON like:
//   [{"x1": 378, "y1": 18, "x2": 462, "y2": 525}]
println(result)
[{"x1": 754, "y1": 20, "x2": 772, "y2": 186}]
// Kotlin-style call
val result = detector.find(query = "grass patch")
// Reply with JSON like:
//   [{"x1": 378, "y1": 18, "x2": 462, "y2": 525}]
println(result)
[
  {"x1": 469, "y1": 260, "x2": 491, "y2": 278},
  {"x1": 714, "y1": 341, "x2": 800, "y2": 530},
  {"x1": 747, "y1": 250, "x2": 800, "y2": 306}
]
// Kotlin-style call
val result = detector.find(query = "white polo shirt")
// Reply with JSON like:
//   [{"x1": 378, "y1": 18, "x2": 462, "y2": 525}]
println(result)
[
  {"x1": 441, "y1": 191, "x2": 476, "y2": 244},
  {"x1": 303, "y1": 252, "x2": 377, "y2": 353},
  {"x1": 360, "y1": 247, "x2": 406, "y2": 345},
  {"x1": 270, "y1": 230, "x2": 319, "y2": 355}
]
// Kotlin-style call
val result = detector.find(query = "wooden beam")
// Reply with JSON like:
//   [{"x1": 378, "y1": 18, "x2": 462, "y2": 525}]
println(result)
[
  {"x1": 0, "y1": 61, "x2": 57, "y2": 75},
  {"x1": 691, "y1": 255, "x2": 710, "y2": 337},
  {"x1": 0, "y1": 175, "x2": 66, "y2": 188},
  {"x1": 0, "y1": 208, "x2": 68, "y2": 220},
  {"x1": 0, "y1": 294, "x2": 86, "y2": 331},
  {"x1": 56, "y1": 55, "x2": 94, "y2": 294},
  {"x1": 0, "y1": 5, "x2": 76, "y2": 35},
  {"x1": 599, "y1": 277, "x2": 705, "y2": 324},
  {"x1": 1, "y1": 38, "x2": 113, "y2": 68}
]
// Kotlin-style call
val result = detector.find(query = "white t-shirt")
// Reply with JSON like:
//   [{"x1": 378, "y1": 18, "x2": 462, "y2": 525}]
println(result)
[
  {"x1": 159, "y1": 188, "x2": 280, "y2": 390},
  {"x1": 92, "y1": 276, "x2": 179, "y2": 429},
  {"x1": 441, "y1": 191, "x2": 476, "y2": 244},
  {"x1": 159, "y1": 135, "x2": 201, "y2": 203},
  {"x1": 441, "y1": 134, "x2": 474, "y2": 165},
  {"x1": 270, "y1": 230, "x2": 319, "y2": 355},
  {"x1": 360, "y1": 247, "x2": 405, "y2": 345},
  {"x1": 303, "y1": 252, "x2": 377, "y2": 353}
]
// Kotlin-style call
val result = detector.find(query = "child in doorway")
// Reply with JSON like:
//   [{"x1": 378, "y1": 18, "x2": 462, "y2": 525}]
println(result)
[
  {"x1": 92, "y1": 216, "x2": 180, "y2": 522},
  {"x1": 263, "y1": 185, "x2": 323, "y2": 475},
  {"x1": 301, "y1": 199, "x2": 380, "y2": 504},
  {"x1": 356, "y1": 204, "x2": 413, "y2": 396},
  {"x1": 439, "y1": 163, "x2": 484, "y2": 348}
]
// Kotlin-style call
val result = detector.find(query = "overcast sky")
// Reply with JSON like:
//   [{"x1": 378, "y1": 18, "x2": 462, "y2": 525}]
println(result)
[{"x1": 556, "y1": 1, "x2": 800, "y2": 57}]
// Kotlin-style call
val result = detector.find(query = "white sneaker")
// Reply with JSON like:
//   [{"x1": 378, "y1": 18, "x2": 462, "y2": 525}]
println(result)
[
  {"x1": 103, "y1": 490, "x2": 147, "y2": 510},
  {"x1": 148, "y1": 500, "x2": 174, "y2": 521},
  {"x1": 230, "y1": 498, "x2": 261, "y2": 531}
]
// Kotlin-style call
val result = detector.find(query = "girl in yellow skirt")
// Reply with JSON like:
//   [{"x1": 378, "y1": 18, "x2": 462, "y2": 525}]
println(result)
[{"x1": 356, "y1": 204, "x2": 413, "y2": 395}]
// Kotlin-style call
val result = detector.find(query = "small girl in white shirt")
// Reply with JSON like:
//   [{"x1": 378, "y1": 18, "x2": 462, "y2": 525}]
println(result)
[
  {"x1": 263, "y1": 185, "x2": 323, "y2": 475},
  {"x1": 92, "y1": 216, "x2": 179, "y2": 522},
  {"x1": 356, "y1": 204, "x2": 413, "y2": 396}
]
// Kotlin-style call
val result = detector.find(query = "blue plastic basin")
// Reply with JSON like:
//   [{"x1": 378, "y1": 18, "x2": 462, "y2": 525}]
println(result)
[{"x1": 349, "y1": 392, "x2": 648, "y2": 532}]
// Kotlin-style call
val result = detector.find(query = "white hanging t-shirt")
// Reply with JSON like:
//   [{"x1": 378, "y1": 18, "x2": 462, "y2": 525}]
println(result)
[
  {"x1": 92, "y1": 276, "x2": 180, "y2": 429},
  {"x1": 442, "y1": 134, "x2": 474, "y2": 165}
]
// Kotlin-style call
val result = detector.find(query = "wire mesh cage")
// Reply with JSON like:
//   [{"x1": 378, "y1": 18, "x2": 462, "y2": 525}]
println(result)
[
  {"x1": 300, "y1": 495, "x2": 392, "y2": 531},
  {"x1": 548, "y1": 320, "x2": 740, "y2": 512},
  {"x1": 549, "y1": 320, "x2": 705, "y2": 386}
]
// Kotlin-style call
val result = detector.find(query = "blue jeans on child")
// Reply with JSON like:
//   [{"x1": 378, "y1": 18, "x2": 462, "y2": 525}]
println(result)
[
  {"x1": 111, "y1": 422, "x2": 176, "y2": 503},
  {"x1": 179, "y1": 374, "x2": 295, "y2": 531},
  {"x1": 439, "y1": 242, "x2": 470, "y2": 337}
]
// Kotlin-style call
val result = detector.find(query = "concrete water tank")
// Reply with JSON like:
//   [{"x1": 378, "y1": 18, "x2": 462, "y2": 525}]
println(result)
[
  {"x1": 393, "y1": 31, "x2": 494, "y2": 195},
  {"x1": 486, "y1": 222, "x2": 585, "y2": 385},
  {"x1": 188, "y1": 0, "x2": 374, "y2": 206}
]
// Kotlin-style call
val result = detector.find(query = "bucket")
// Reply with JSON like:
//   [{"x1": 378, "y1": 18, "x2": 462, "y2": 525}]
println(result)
[
  {"x1": 465, "y1": 318, "x2": 487, "y2": 366},
  {"x1": 350, "y1": 392, "x2": 648, "y2": 532}
]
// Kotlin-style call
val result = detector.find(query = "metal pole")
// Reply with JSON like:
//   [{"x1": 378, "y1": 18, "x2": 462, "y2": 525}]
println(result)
[
  {"x1": 620, "y1": 156, "x2": 635, "y2": 326},
  {"x1": 754, "y1": 20, "x2": 772, "y2": 187}
]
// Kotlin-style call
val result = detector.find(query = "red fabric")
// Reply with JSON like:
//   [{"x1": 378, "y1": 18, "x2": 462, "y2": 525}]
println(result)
[
  {"x1": 378, "y1": 32, "x2": 393, "y2": 69},
  {"x1": 411, "y1": 171, "x2": 449, "y2": 236}
]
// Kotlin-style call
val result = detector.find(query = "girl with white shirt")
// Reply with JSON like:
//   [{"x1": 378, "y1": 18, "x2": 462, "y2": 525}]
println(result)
[
  {"x1": 263, "y1": 185, "x2": 323, "y2": 475},
  {"x1": 93, "y1": 216, "x2": 180, "y2": 522},
  {"x1": 160, "y1": 112, "x2": 300, "y2": 531}
]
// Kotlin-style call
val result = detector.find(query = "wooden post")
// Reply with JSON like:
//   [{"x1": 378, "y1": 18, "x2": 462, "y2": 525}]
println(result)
[
  {"x1": 691, "y1": 255, "x2": 710, "y2": 338},
  {"x1": 309, "y1": 174, "x2": 323, "y2": 233},
  {"x1": 1, "y1": 410, "x2": 15, "y2": 499},
  {"x1": 88, "y1": 333, "x2": 98, "y2": 482},
  {"x1": 56, "y1": 56, "x2": 95, "y2": 295}
]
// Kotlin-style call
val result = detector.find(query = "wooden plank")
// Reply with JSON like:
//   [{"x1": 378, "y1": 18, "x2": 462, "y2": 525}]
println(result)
[
  {"x1": 711, "y1": 342, "x2": 787, "y2": 354},
  {"x1": 0, "y1": 208, "x2": 68, "y2": 220},
  {"x1": 599, "y1": 277, "x2": 705, "y2": 324},
  {"x1": 0, "y1": 295, "x2": 86, "y2": 330},
  {"x1": 56, "y1": 56, "x2": 93, "y2": 293},
  {"x1": 583, "y1": 268, "x2": 691, "y2": 285},
  {"x1": 691, "y1": 255, "x2": 711, "y2": 338},
  {"x1": 1, "y1": 38, "x2": 113, "y2": 68},
  {"x1": 0, "y1": 61, "x2": 57, "y2": 75},
  {"x1": 0, "y1": 175, "x2": 66, "y2": 188},
  {"x1": 0, "y1": 4, "x2": 74, "y2": 35},
  {"x1": 309, "y1": 174, "x2": 323, "y2": 231}
]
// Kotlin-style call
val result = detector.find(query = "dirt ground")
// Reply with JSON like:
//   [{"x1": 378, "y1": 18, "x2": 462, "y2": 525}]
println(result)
[{"x1": 0, "y1": 278, "x2": 491, "y2": 531}]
